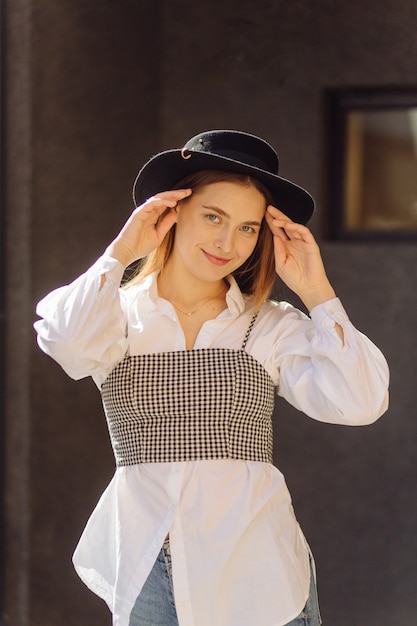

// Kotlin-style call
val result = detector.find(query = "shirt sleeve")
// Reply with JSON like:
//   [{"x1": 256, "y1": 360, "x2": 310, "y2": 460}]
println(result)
[
  {"x1": 266, "y1": 298, "x2": 389, "y2": 426},
  {"x1": 34, "y1": 255, "x2": 129, "y2": 382}
]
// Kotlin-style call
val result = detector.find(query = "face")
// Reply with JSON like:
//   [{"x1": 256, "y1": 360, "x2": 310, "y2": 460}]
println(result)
[{"x1": 169, "y1": 181, "x2": 266, "y2": 284}]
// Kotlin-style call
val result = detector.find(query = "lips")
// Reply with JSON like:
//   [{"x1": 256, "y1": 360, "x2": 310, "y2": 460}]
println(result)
[{"x1": 202, "y1": 249, "x2": 231, "y2": 266}]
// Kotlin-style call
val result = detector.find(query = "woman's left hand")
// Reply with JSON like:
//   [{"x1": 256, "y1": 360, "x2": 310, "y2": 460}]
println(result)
[{"x1": 265, "y1": 205, "x2": 337, "y2": 311}]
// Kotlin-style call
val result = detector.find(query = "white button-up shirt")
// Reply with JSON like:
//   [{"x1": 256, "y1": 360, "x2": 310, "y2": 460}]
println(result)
[{"x1": 34, "y1": 255, "x2": 389, "y2": 626}]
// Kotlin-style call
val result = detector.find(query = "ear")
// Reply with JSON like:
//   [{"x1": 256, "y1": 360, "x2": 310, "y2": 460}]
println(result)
[{"x1": 174, "y1": 196, "x2": 190, "y2": 219}]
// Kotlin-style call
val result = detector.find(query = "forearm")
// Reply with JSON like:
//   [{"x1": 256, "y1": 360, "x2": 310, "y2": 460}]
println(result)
[
  {"x1": 277, "y1": 299, "x2": 389, "y2": 425},
  {"x1": 34, "y1": 255, "x2": 128, "y2": 379},
  {"x1": 299, "y1": 282, "x2": 344, "y2": 343}
]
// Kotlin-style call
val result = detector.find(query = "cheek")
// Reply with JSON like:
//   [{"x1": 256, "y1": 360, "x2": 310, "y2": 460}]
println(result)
[{"x1": 239, "y1": 234, "x2": 259, "y2": 261}]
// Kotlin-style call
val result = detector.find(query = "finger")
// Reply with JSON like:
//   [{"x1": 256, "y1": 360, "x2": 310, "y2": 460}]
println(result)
[
  {"x1": 135, "y1": 189, "x2": 192, "y2": 214},
  {"x1": 137, "y1": 193, "x2": 187, "y2": 224},
  {"x1": 267, "y1": 205, "x2": 293, "y2": 222},
  {"x1": 146, "y1": 188, "x2": 192, "y2": 203},
  {"x1": 272, "y1": 225, "x2": 291, "y2": 243},
  {"x1": 271, "y1": 218, "x2": 313, "y2": 242},
  {"x1": 265, "y1": 211, "x2": 289, "y2": 238},
  {"x1": 278, "y1": 224, "x2": 305, "y2": 241},
  {"x1": 266, "y1": 214, "x2": 293, "y2": 241},
  {"x1": 273, "y1": 236, "x2": 288, "y2": 269},
  {"x1": 155, "y1": 207, "x2": 178, "y2": 240}
]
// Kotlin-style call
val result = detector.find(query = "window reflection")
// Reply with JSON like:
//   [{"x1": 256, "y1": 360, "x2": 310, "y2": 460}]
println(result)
[{"x1": 344, "y1": 109, "x2": 417, "y2": 231}]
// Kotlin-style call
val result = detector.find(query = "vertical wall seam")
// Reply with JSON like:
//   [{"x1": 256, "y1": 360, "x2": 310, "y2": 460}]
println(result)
[{"x1": 2, "y1": 0, "x2": 32, "y2": 623}]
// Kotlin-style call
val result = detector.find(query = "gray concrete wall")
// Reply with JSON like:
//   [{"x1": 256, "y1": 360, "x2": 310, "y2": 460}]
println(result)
[{"x1": 2, "y1": 1, "x2": 416, "y2": 624}]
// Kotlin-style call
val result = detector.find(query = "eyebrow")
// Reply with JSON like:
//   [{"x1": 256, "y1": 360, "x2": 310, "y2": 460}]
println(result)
[{"x1": 202, "y1": 205, "x2": 262, "y2": 227}]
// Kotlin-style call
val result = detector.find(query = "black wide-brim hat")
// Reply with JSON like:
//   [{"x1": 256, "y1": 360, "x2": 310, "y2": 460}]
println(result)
[{"x1": 133, "y1": 130, "x2": 315, "y2": 224}]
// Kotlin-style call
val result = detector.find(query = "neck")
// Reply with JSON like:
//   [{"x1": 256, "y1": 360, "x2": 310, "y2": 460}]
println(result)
[{"x1": 157, "y1": 264, "x2": 227, "y2": 309}]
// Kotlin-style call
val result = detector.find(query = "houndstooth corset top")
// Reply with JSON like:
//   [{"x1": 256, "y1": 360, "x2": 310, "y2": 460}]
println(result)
[{"x1": 101, "y1": 314, "x2": 276, "y2": 466}]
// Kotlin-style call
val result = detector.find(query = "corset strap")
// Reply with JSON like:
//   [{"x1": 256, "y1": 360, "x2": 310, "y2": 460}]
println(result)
[{"x1": 240, "y1": 312, "x2": 259, "y2": 351}]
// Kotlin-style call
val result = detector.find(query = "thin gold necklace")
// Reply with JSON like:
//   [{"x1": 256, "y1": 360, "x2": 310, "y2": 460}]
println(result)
[{"x1": 171, "y1": 289, "x2": 227, "y2": 317}]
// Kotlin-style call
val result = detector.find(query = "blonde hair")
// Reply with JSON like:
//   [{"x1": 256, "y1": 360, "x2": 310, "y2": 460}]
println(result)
[{"x1": 124, "y1": 170, "x2": 277, "y2": 310}]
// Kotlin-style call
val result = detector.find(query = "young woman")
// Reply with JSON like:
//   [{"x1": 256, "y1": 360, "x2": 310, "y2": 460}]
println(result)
[{"x1": 35, "y1": 130, "x2": 389, "y2": 626}]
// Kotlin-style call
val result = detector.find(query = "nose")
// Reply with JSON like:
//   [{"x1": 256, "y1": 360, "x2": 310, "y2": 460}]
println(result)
[{"x1": 214, "y1": 226, "x2": 235, "y2": 253}]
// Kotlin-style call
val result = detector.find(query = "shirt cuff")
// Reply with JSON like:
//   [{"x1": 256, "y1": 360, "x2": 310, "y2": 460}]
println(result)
[
  {"x1": 309, "y1": 297, "x2": 349, "y2": 330},
  {"x1": 90, "y1": 254, "x2": 126, "y2": 287}
]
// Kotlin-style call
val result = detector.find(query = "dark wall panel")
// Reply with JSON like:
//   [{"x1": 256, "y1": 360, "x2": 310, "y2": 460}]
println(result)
[{"x1": 4, "y1": 1, "x2": 161, "y2": 624}]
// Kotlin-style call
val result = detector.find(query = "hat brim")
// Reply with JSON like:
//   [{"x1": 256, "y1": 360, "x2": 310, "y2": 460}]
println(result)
[{"x1": 133, "y1": 149, "x2": 315, "y2": 224}]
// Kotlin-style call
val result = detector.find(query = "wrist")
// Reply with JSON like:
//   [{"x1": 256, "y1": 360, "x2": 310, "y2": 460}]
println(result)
[
  {"x1": 300, "y1": 285, "x2": 337, "y2": 312},
  {"x1": 105, "y1": 240, "x2": 137, "y2": 268}
]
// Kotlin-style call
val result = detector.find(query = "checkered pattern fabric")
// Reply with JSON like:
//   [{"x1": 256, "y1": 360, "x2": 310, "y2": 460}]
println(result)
[{"x1": 101, "y1": 318, "x2": 275, "y2": 465}]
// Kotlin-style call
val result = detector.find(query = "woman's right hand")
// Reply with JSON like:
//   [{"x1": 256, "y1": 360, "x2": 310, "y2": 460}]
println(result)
[{"x1": 105, "y1": 189, "x2": 192, "y2": 267}]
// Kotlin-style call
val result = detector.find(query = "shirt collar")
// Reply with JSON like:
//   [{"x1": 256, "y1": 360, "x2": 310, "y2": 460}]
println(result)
[{"x1": 130, "y1": 272, "x2": 247, "y2": 316}]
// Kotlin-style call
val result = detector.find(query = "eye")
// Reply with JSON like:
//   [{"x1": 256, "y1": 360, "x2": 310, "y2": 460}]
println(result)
[
  {"x1": 240, "y1": 225, "x2": 256, "y2": 234},
  {"x1": 205, "y1": 213, "x2": 220, "y2": 223}
]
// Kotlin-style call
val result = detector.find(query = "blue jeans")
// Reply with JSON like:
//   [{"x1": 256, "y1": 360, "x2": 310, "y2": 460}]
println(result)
[
  {"x1": 129, "y1": 539, "x2": 178, "y2": 626},
  {"x1": 286, "y1": 554, "x2": 322, "y2": 625},
  {"x1": 129, "y1": 541, "x2": 322, "y2": 626}
]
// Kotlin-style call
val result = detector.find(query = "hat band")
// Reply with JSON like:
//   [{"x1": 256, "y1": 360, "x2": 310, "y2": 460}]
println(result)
[{"x1": 190, "y1": 147, "x2": 276, "y2": 174}]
